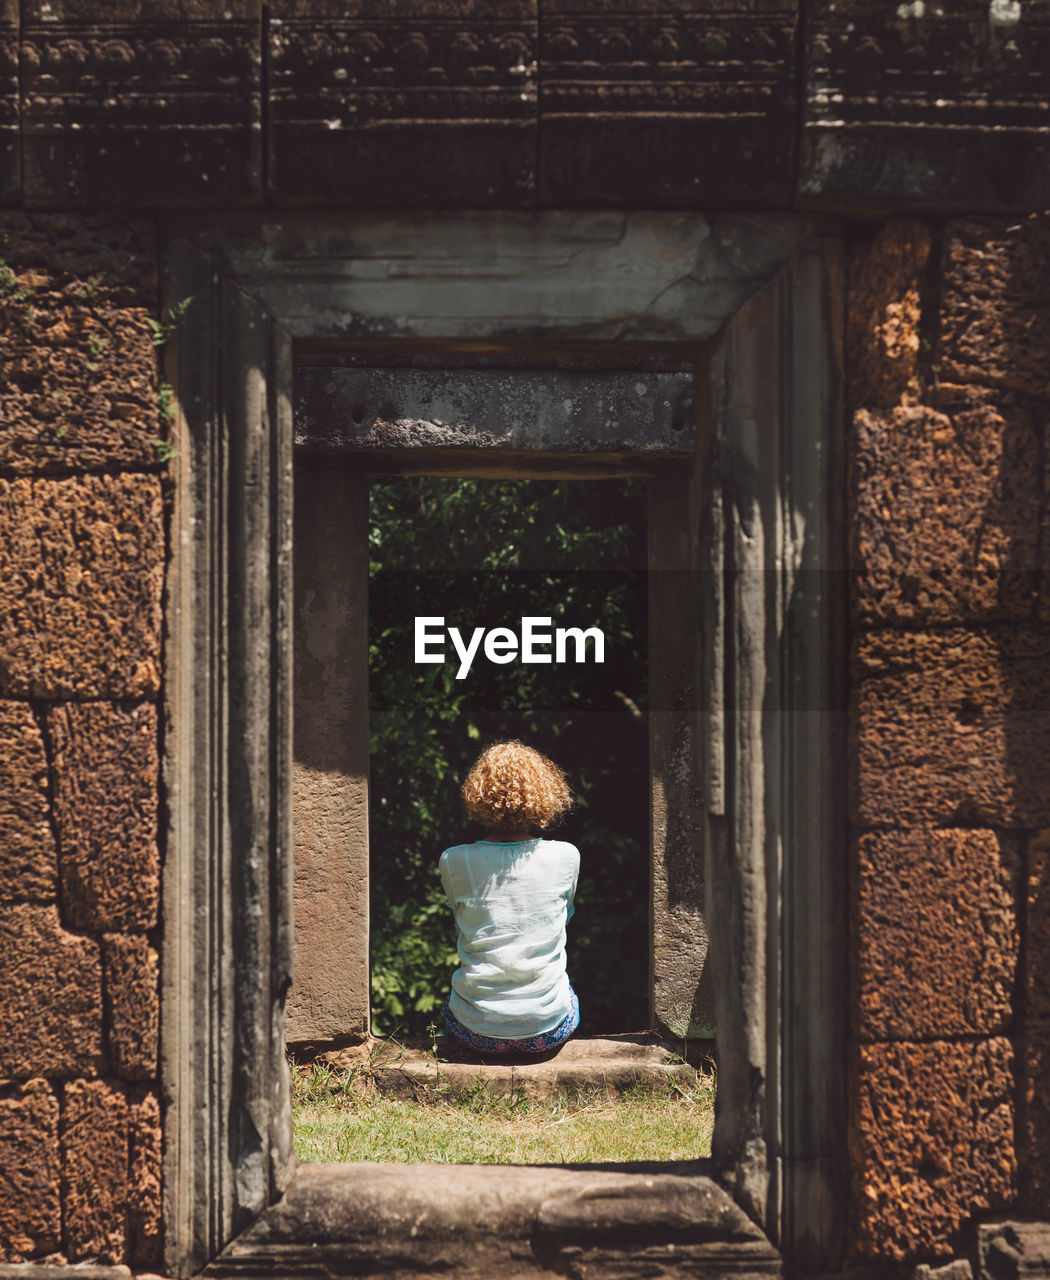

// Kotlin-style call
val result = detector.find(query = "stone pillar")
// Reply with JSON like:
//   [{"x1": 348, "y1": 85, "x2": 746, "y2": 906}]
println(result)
[
  {"x1": 289, "y1": 459, "x2": 370, "y2": 1047},
  {"x1": 648, "y1": 477, "x2": 714, "y2": 1043}
]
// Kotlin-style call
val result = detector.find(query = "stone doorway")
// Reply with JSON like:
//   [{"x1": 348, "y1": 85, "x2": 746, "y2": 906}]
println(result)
[
  {"x1": 288, "y1": 362, "x2": 715, "y2": 1059},
  {"x1": 162, "y1": 211, "x2": 844, "y2": 1272}
]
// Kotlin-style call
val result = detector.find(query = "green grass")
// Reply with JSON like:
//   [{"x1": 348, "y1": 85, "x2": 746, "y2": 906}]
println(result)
[{"x1": 290, "y1": 1058, "x2": 716, "y2": 1165}]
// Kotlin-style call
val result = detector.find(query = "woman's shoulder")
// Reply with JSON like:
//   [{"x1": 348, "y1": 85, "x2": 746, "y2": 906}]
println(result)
[
  {"x1": 440, "y1": 841, "x2": 475, "y2": 861},
  {"x1": 535, "y1": 837, "x2": 580, "y2": 863}
]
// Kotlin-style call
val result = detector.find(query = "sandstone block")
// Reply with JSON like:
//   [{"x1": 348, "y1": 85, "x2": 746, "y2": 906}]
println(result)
[
  {"x1": 0, "y1": 1079, "x2": 60, "y2": 1262},
  {"x1": 128, "y1": 1088, "x2": 162, "y2": 1269},
  {"x1": 1026, "y1": 830, "x2": 1050, "y2": 1023},
  {"x1": 850, "y1": 400, "x2": 1040, "y2": 625},
  {"x1": 0, "y1": 701, "x2": 57, "y2": 901},
  {"x1": 103, "y1": 934, "x2": 159, "y2": 1080},
  {"x1": 849, "y1": 1038, "x2": 1015, "y2": 1262},
  {"x1": 21, "y1": 12, "x2": 261, "y2": 208},
  {"x1": 0, "y1": 474, "x2": 163, "y2": 699},
  {"x1": 1020, "y1": 1032, "x2": 1050, "y2": 1216},
  {"x1": 0, "y1": 904, "x2": 102, "y2": 1079},
  {"x1": 980, "y1": 1222, "x2": 1050, "y2": 1280},
  {"x1": 0, "y1": 214, "x2": 160, "y2": 474},
  {"x1": 61, "y1": 1079, "x2": 127, "y2": 1265},
  {"x1": 852, "y1": 830, "x2": 1018, "y2": 1041},
  {"x1": 538, "y1": 0, "x2": 797, "y2": 208},
  {"x1": 846, "y1": 219, "x2": 930, "y2": 410},
  {"x1": 50, "y1": 702, "x2": 159, "y2": 933},
  {"x1": 939, "y1": 218, "x2": 1050, "y2": 401},
  {"x1": 0, "y1": 4, "x2": 17, "y2": 206},
  {"x1": 851, "y1": 628, "x2": 1050, "y2": 827}
]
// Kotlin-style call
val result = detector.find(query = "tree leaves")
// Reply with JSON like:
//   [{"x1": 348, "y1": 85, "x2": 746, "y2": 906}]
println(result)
[{"x1": 368, "y1": 478, "x2": 650, "y2": 1036}]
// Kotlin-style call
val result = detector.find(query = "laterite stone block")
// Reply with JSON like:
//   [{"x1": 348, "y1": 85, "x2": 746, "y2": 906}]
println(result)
[
  {"x1": 0, "y1": 473, "x2": 163, "y2": 699},
  {"x1": 0, "y1": 213, "x2": 159, "y2": 475},
  {"x1": 1021, "y1": 1031, "x2": 1050, "y2": 1216},
  {"x1": 846, "y1": 218, "x2": 930, "y2": 410},
  {"x1": 0, "y1": 701, "x2": 57, "y2": 901},
  {"x1": 851, "y1": 627, "x2": 1050, "y2": 827},
  {"x1": 0, "y1": 904, "x2": 102, "y2": 1079},
  {"x1": 849, "y1": 1038, "x2": 1015, "y2": 1262},
  {"x1": 1026, "y1": 830, "x2": 1050, "y2": 1023},
  {"x1": 939, "y1": 217, "x2": 1050, "y2": 401},
  {"x1": 128, "y1": 1088, "x2": 162, "y2": 1269},
  {"x1": 50, "y1": 702, "x2": 159, "y2": 933},
  {"x1": 103, "y1": 934, "x2": 159, "y2": 1080},
  {"x1": 853, "y1": 829, "x2": 1018, "y2": 1041},
  {"x1": 61, "y1": 1079, "x2": 127, "y2": 1265},
  {"x1": 0, "y1": 1080, "x2": 61, "y2": 1262},
  {"x1": 850, "y1": 400, "x2": 1040, "y2": 625}
]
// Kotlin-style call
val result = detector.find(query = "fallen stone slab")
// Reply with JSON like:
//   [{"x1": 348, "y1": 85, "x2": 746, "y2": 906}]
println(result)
[{"x1": 316, "y1": 1035, "x2": 704, "y2": 1102}]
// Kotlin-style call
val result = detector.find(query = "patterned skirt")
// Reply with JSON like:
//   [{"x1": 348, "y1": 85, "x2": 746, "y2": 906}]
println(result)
[{"x1": 443, "y1": 987, "x2": 580, "y2": 1057}]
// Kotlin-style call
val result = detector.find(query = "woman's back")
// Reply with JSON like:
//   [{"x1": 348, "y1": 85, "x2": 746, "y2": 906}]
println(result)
[{"x1": 440, "y1": 837, "x2": 579, "y2": 1039}]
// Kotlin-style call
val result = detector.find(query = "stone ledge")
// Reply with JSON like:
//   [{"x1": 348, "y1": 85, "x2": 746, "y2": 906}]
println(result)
[
  {"x1": 316, "y1": 1034, "x2": 704, "y2": 1102},
  {"x1": 208, "y1": 1161, "x2": 780, "y2": 1279},
  {"x1": 0, "y1": 1270, "x2": 134, "y2": 1279},
  {"x1": 979, "y1": 1221, "x2": 1050, "y2": 1280}
]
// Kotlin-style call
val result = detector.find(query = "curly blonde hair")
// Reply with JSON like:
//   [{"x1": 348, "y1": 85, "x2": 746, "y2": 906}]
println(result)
[{"x1": 462, "y1": 741, "x2": 573, "y2": 833}]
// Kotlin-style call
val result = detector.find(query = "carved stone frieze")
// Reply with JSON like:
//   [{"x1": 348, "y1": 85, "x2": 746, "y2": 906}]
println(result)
[
  {"x1": 20, "y1": 9, "x2": 261, "y2": 207},
  {"x1": 801, "y1": 0, "x2": 1050, "y2": 210},
  {"x1": 539, "y1": 0, "x2": 798, "y2": 206},
  {"x1": 267, "y1": 3, "x2": 537, "y2": 205},
  {"x1": 0, "y1": 0, "x2": 17, "y2": 205}
]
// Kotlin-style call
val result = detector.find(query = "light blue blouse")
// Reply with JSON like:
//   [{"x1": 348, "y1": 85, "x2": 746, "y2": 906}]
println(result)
[{"x1": 439, "y1": 837, "x2": 580, "y2": 1039}]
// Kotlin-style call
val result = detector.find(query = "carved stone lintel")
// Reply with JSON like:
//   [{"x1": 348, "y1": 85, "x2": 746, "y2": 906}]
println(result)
[
  {"x1": 0, "y1": 1, "x2": 17, "y2": 206},
  {"x1": 20, "y1": 14, "x2": 262, "y2": 207},
  {"x1": 539, "y1": 1, "x2": 798, "y2": 206},
  {"x1": 801, "y1": 1, "x2": 1050, "y2": 211},
  {"x1": 267, "y1": 8, "x2": 537, "y2": 205}
]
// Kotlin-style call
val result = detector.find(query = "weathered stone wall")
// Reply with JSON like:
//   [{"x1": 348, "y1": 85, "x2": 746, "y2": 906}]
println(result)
[
  {"x1": 0, "y1": 4, "x2": 1048, "y2": 1268},
  {"x1": 0, "y1": 213, "x2": 164, "y2": 1267},
  {"x1": 846, "y1": 216, "x2": 1050, "y2": 1263}
]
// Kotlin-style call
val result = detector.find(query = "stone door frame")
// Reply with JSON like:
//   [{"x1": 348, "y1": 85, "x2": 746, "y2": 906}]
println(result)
[
  {"x1": 289, "y1": 361, "x2": 713, "y2": 1051},
  {"x1": 160, "y1": 211, "x2": 846, "y2": 1276}
]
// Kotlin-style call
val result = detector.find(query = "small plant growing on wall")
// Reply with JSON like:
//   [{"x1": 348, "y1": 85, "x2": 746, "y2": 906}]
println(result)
[{"x1": 147, "y1": 295, "x2": 194, "y2": 348}]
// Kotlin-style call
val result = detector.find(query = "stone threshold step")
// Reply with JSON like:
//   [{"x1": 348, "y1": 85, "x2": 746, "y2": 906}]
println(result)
[
  {"x1": 314, "y1": 1034, "x2": 705, "y2": 1101},
  {"x1": 209, "y1": 1162, "x2": 781, "y2": 1279}
]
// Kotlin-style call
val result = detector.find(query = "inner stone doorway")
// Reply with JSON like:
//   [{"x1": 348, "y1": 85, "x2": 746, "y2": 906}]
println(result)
[
  {"x1": 288, "y1": 361, "x2": 715, "y2": 1055},
  {"x1": 367, "y1": 474, "x2": 650, "y2": 1041}
]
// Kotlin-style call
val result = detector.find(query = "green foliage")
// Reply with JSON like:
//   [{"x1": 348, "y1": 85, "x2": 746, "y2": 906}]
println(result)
[
  {"x1": 146, "y1": 294, "x2": 194, "y2": 347},
  {"x1": 153, "y1": 438, "x2": 180, "y2": 463},
  {"x1": 0, "y1": 260, "x2": 30, "y2": 304},
  {"x1": 157, "y1": 380, "x2": 175, "y2": 425},
  {"x1": 74, "y1": 272, "x2": 104, "y2": 302},
  {"x1": 86, "y1": 332, "x2": 109, "y2": 372},
  {"x1": 369, "y1": 477, "x2": 649, "y2": 1037}
]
